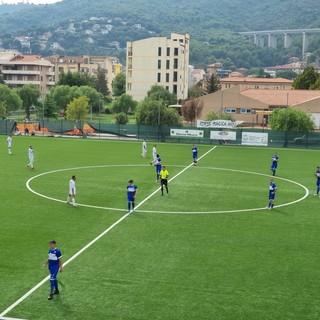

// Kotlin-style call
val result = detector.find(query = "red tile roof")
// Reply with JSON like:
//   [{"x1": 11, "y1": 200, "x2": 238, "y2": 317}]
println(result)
[
  {"x1": 221, "y1": 77, "x2": 293, "y2": 84},
  {"x1": 241, "y1": 89, "x2": 320, "y2": 106}
]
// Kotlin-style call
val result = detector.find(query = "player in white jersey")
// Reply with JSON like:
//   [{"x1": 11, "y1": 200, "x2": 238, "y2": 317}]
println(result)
[
  {"x1": 7, "y1": 135, "x2": 12, "y2": 155},
  {"x1": 67, "y1": 175, "x2": 77, "y2": 207},
  {"x1": 27, "y1": 146, "x2": 34, "y2": 169},
  {"x1": 150, "y1": 144, "x2": 157, "y2": 165},
  {"x1": 142, "y1": 139, "x2": 147, "y2": 158}
]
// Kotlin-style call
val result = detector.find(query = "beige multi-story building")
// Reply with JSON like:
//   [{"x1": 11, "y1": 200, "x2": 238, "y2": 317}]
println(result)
[
  {"x1": 126, "y1": 33, "x2": 190, "y2": 101},
  {"x1": 0, "y1": 52, "x2": 54, "y2": 96},
  {"x1": 46, "y1": 55, "x2": 122, "y2": 93}
]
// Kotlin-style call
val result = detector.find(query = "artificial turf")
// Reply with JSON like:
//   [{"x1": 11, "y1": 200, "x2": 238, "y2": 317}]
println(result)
[{"x1": 1, "y1": 136, "x2": 319, "y2": 320}]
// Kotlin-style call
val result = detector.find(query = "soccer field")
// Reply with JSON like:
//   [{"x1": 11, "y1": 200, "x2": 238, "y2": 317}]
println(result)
[{"x1": 1, "y1": 136, "x2": 320, "y2": 320}]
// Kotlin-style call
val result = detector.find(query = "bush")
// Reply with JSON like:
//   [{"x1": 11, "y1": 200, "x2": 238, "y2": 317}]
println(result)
[
  {"x1": 115, "y1": 112, "x2": 129, "y2": 125},
  {"x1": 104, "y1": 106, "x2": 112, "y2": 114},
  {"x1": 206, "y1": 111, "x2": 234, "y2": 121}
]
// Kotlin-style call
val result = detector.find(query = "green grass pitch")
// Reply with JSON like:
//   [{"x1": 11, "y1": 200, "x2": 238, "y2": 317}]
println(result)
[{"x1": 1, "y1": 136, "x2": 320, "y2": 320}]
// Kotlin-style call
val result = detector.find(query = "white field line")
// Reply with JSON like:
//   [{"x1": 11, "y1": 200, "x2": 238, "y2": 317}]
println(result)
[
  {"x1": 136, "y1": 167, "x2": 310, "y2": 214},
  {"x1": 1, "y1": 317, "x2": 28, "y2": 320},
  {"x1": 0, "y1": 147, "x2": 217, "y2": 318}
]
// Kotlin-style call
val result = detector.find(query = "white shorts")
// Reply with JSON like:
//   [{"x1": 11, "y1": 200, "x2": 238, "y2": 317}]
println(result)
[{"x1": 69, "y1": 189, "x2": 76, "y2": 195}]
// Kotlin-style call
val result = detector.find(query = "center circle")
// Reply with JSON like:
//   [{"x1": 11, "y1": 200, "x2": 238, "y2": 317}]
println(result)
[{"x1": 26, "y1": 165, "x2": 309, "y2": 215}]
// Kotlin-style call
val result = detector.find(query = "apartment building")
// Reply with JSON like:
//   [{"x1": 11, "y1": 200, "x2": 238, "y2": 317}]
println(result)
[
  {"x1": 0, "y1": 52, "x2": 54, "y2": 96},
  {"x1": 126, "y1": 33, "x2": 190, "y2": 101},
  {"x1": 47, "y1": 55, "x2": 121, "y2": 93}
]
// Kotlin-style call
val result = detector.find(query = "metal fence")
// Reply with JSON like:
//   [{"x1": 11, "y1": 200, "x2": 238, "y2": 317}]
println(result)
[{"x1": 1, "y1": 119, "x2": 320, "y2": 149}]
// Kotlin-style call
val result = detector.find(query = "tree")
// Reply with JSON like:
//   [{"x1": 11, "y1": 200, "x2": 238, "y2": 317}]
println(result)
[
  {"x1": 136, "y1": 97, "x2": 181, "y2": 126},
  {"x1": 181, "y1": 99, "x2": 203, "y2": 123},
  {"x1": 206, "y1": 111, "x2": 234, "y2": 121},
  {"x1": 270, "y1": 108, "x2": 315, "y2": 131},
  {"x1": 0, "y1": 70, "x2": 5, "y2": 84},
  {"x1": 78, "y1": 86, "x2": 104, "y2": 114},
  {"x1": 50, "y1": 85, "x2": 81, "y2": 110},
  {"x1": 42, "y1": 95, "x2": 58, "y2": 119},
  {"x1": 204, "y1": 74, "x2": 221, "y2": 95},
  {"x1": 94, "y1": 66, "x2": 110, "y2": 97},
  {"x1": 66, "y1": 96, "x2": 89, "y2": 121},
  {"x1": 276, "y1": 71, "x2": 298, "y2": 80},
  {"x1": 112, "y1": 73, "x2": 126, "y2": 96},
  {"x1": 111, "y1": 93, "x2": 137, "y2": 114},
  {"x1": 18, "y1": 84, "x2": 40, "y2": 119},
  {"x1": 58, "y1": 71, "x2": 95, "y2": 87},
  {"x1": 188, "y1": 83, "x2": 204, "y2": 99},
  {"x1": 293, "y1": 66, "x2": 319, "y2": 90},
  {"x1": 0, "y1": 84, "x2": 22, "y2": 113},
  {"x1": 147, "y1": 85, "x2": 177, "y2": 105},
  {"x1": 0, "y1": 102, "x2": 6, "y2": 119},
  {"x1": 310, "y1": 77, "x2": 320, "y2": 90},
  {"x1": 115, "y1": 112, "x2": 129, "y2": 124}
]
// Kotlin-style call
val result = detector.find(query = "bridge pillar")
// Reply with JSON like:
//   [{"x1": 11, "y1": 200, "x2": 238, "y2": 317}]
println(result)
[
  {"x1": 284, "y1": 33, "x2": 292, "y2": 48},
  {"x1": 302, "y1": 32, "x2": 309, "y2": 57},
  {"x1": 253, "y1": 34, "x2": 259, "y2": 45},
  {"x1": 268, "y1": 33, "x2": 277, "y2": 49},
  {"x1": 259, "y1": 35, "x2": 265, "y2": 47}
]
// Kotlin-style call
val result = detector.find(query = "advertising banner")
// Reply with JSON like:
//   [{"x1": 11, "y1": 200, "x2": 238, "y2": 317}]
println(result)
[
  {"x1": 170, "y1": 129, "x2": 204, "y2": 138},
  {"x1": 197, "y1": 119, "x2": 243, "y2": 129},
  {"x1": 241, "y1": 132, "x2": 268, "y2": 146}
]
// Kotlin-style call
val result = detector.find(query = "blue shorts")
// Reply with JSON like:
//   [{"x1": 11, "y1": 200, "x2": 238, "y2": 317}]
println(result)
[
  {"x1": 271, "y1": 164, "x2": 278, "y2": 170},
  {"x1": 317, "y1": 180, "x2": 320, "y2": 187},
  {"x1": 156, "y1": 166, "x2": 161, "y2": 173},
  {"x1": 128, "y1": 198, "x2": 135, "y2": 203},
  {"x1": 269, "y1": 193, "x2": 275, "y2": 200},
  {"x1": 193, "y1": 153, "x2": 198, "y2": 159},
  {"x1": 49, "y1": 265, "x2": 59, "y2": 281}
]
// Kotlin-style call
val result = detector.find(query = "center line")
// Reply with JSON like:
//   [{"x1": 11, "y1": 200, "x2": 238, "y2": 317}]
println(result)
[{"x1": 0, "y1": 146, "x2": 217, "y2": 318}]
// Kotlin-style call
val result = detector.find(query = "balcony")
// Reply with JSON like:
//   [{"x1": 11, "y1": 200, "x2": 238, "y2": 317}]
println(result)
[
  {"x1": 47, "y1": 81, "x2": 56, "y2": 86},
  {"x1": 5, "y1": 80, "x2": 40, "y2": 85},
  {"x1": 2, "y1": 70, "x2": 41, "y2": 75}
]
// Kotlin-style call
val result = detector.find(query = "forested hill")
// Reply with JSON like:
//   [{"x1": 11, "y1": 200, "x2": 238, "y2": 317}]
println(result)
[{"x1": 0, "y1": 0, "x2": 320, "y2": 69}]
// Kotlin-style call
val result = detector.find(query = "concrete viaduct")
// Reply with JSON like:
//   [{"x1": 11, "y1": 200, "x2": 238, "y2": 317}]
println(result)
[{"x1": 239, "y1": 29, "x2": 320, "y2": 57}]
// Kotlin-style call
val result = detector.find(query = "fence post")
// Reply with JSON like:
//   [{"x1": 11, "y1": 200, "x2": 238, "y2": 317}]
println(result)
[
  {"x1": 306, "y1": 131, "x2": 308, "y2": 149},
  {"x1": 284, "y1": 130, "x2": 288, "y2": 148}
]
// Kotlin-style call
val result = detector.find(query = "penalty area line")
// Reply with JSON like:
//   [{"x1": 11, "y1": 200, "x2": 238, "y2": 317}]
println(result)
[{"x1": 0, "y1": 146, "x2": 217, "y2": 318}]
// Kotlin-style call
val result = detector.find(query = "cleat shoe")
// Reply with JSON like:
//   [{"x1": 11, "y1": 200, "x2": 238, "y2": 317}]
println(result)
[
  {"x1": 48, "y1": 294, "x2": 53, "y2": 300},
  {"x1": 53, "y1": 289, "x2": 60, "y2": 295}
]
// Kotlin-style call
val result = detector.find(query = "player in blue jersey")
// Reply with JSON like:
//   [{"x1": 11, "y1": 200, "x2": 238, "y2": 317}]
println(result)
[
  {"x1": 127, "y1": 179, "x2": 138, "y2": 212},
  {"x1": 155, "y1": 154, "x2": 162, "y2": 182},
  {"x1": 42, "y1": 240, "x2": 63, "y2": 300},
  {"x1": 314, "y1": 166, "x2": 320, "y2": 196},
  {"x1": 192, "y1": 145, "x2": 198, "y2": 166},
  {"x1": 268, "y1": 179, "x2": 277, "y2": 209},
  {"x1": 271, "y1": 153, "x2": 279, "y2": 176}
]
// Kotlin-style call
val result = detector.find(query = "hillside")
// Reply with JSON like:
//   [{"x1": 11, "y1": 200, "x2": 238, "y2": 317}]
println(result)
[{"x1": 0, "y1": 0, "x2": 319, "y2": 68}]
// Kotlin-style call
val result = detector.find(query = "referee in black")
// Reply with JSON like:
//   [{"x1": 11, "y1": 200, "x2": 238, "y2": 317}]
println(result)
[{"x1": 160, "y1": 165, "x2": 169, "y2": 196}]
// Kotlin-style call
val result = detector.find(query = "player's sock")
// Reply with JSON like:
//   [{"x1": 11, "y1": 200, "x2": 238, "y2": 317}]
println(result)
[
  {"x1": 268, "y1": 201, "x2": 271, "y2": 208},
  {"x1": 271, "y1": 203, "x2": 274, "y2": 208},
  {"x1": 317, "y1": 187, "x2": 320, "y2": 195},
  {"x1": 50, "y1": 280, "x2": 55, "y2": 294},
  {"x1": 166, "y1": 186, "x2": 169, "y2": 194},
  {"x1": 67, "y1": 196, "x2": 70, "y2": 203},
  {"x1": 72, "y1": 198, "x2": 76, "y2": 206},
  {"x1": 54, "y1": 280, "x2": 58, "y2": 290},
  {"x1": 161, "y1": 186, "x2": 164, "y2": 195},
  {"x1": 128, "y1": 202, "x2": 131, "y2": 212},
  {"x1": 132, "y1": 202, "x2": 135, "y2": 211}
]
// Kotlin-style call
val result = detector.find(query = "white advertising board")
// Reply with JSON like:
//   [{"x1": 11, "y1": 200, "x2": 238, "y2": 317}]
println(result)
[
  {"x1": 210, "y1": 131, "x2": 237, "y2": 141},
  {"x1": 241, "y1": 132, "x2": 269, "y2": 146}
]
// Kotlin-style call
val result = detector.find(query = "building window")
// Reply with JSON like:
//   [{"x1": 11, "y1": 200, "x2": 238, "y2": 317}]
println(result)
[
  {"x1": 254, "y1": 85, "x2": 260, "y2": 89},
  {"x1": 174, "y1": 58, "x2": 178, "y2": 69},
  {"x1": 166, "y1": 60, "x2": 170, "y2": 69},
  {"x1": 173, "y1": 71, "x2": 178, "y2": 82},
  {"x1": 166, "y1": 86, "x2": 169, "y2": 90},
  {"x1": 158, "y1": 60, "x2": 161, "y2": 69},
  {"x1": 158, "y1": 47, "x2": 162, "y2": 56},
  {"x1": 127, "y1": 83, "x2": 132, "y2": 91},
  {"x1": 240, "y1": 108, "x2": 252, "y2": 114},
  {"x1": 166, "y1": 73, "x2": 170, "y2": 82},
  {"x1": 173, "y1": 84, "x2": 177, "y2": 94},
  {"x1": 157, "y1": 73, "x2": 161, "y2": 83},
  {"x1": 225, "y1": 108, "x2": 236, "y2": 114},
  {"x1": 167, "y1": 47, "x2": 170, "y2": 56},
  {"x1": 174, "y1": 48, "x2": 179, "y2": 56}
]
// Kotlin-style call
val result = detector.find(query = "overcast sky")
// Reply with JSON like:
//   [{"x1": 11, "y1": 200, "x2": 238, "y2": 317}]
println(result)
[{"x1": 2, "y1": 0, "x2": 61, "y2": 4}]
